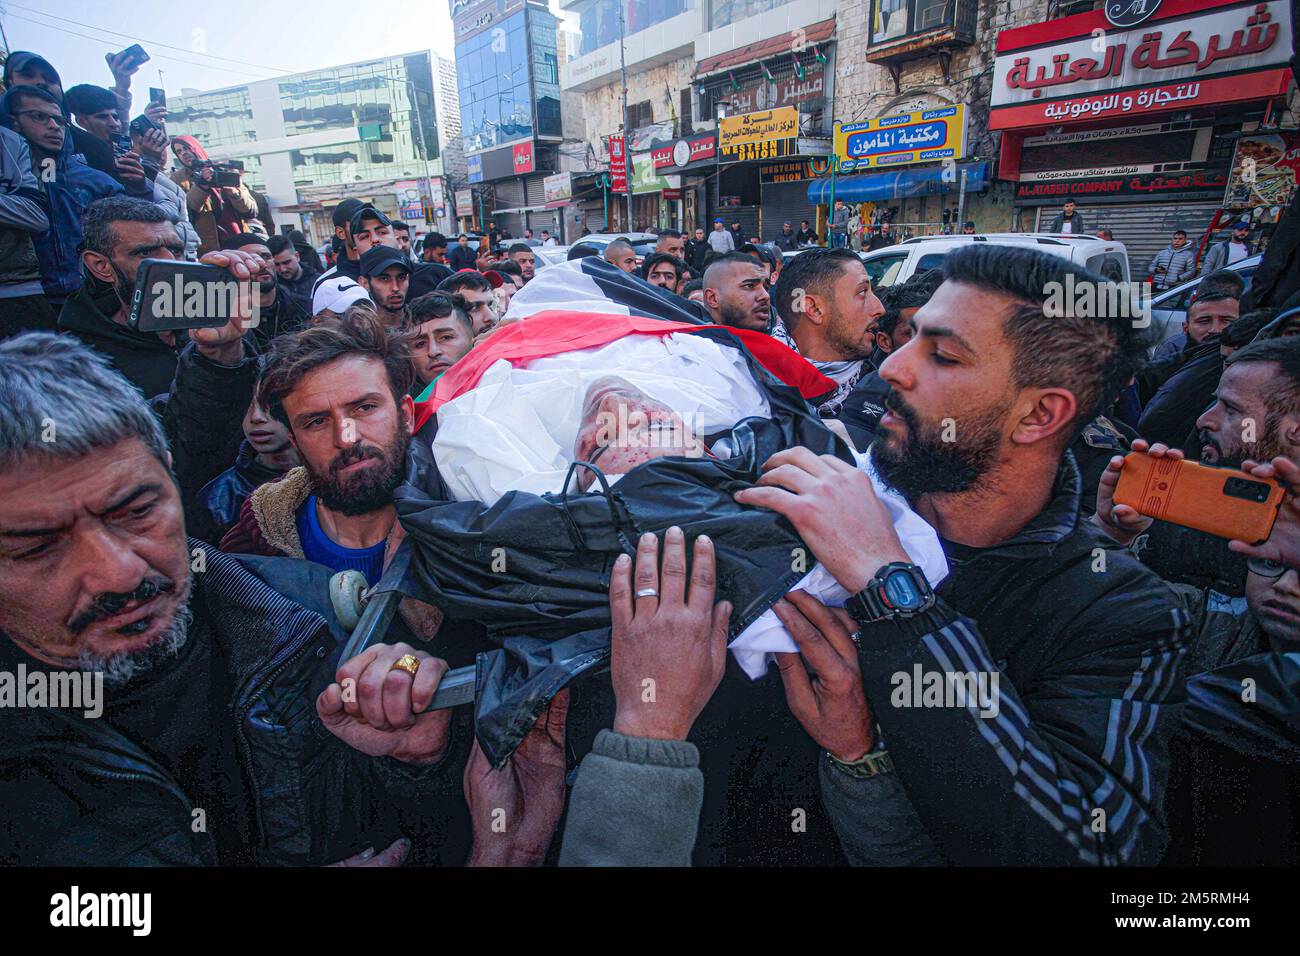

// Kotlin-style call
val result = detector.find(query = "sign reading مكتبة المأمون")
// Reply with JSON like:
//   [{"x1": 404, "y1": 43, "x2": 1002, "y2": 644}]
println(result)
[{"x1": 833, "y1": 106, "x2": 967, "y2": 173}]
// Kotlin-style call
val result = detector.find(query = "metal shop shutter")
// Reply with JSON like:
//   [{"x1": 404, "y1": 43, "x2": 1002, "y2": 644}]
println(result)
[
  {"x1": 761, "y1": 179, "x2": 816, "y2": 242},
  {"x1": 1035, "y1": 201, "x2": 1222, "y2": 275}
]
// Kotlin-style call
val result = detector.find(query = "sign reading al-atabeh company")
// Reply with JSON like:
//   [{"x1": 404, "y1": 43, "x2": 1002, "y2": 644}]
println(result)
[
  {"x1": 719, "y1": 107, "x2": 799, "y2": 162},
  {"x1": 1014, "y1": 168, "x2": 1229, "y2": 203}
]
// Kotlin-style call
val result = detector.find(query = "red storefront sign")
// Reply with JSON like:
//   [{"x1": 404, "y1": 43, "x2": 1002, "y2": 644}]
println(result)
[
  {"x1": 512, "y1": 141, "x2": 535, "y2": 176},
  {"x1": 989, "y1": 0, "x2": 1293, "y2": 131},
  {"x1": 651, "y1": 133, "x2": 718, "y2": 170},
  {"x1": 608, "y1": 133, "x2": 628, "y2": 192}
]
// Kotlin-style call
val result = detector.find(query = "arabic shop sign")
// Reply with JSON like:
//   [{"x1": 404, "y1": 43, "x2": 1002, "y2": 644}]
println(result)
[
  {"x1": 713, "y1": 62, "x2": 827, "y2": 116},
  {"x1": 834, "y1": 106, "x2": 967, "y2": 172},
  {"x1": 719, "y1": 107, "x2": 799, "y2": 162},
  {"x1": 1014, "y1": 168, "x2": 1228, "y2": 203},
  {"x1": 651, "y1": 133, "x2": 717, "y2": 171},
  {"x1": 990, "y1": 0, "x2": 1291, "y2": 127}
]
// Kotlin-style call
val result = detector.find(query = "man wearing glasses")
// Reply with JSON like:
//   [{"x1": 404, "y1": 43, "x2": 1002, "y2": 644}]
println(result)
[{"x1": 1, "y1": 85, "x2": 126, "y2": 310}]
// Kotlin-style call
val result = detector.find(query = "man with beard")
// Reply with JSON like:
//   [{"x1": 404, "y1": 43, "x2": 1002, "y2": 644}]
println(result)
[
  {"x1": 1097, "y1": 334, "x2": 1300, "y2": 595},
  {"x1": 506, "y1": 243, "x2": 536, "y2": 284},
  {"x1": 640, "y1": 252, "x2": 684, "y2": 294},
  {"x1": 220, "y1": 233, "x2": 310, "y2": 349},
  {"x1": 735, "y1": 245, "x2": 1189, "y2": 865},
  {"x1": 220, "y1": 308, "x2": 416, "y2": 587},
  {"x1": 358, "y1": 246, "x2": 412, "y2": 328},
  {"x1": 602, "y1": 238, "x2": 638, "y2": 274},
  {"x1": 58, "y1": 196, "x2": 261, "y2": 399},
  {"x1": 701, "y1": 253, "x2": 770, "y2": 333},
  {"x1": 0, "y1": 332, "x2": 463, "y2": 866},
  {"x1": 268, "y1": 234, "x2": 320, "y2": 303},
  {"x1": 836, "y1": 269, "x2": 940, "y2": 449},
  {"x1": 770, "y1": 248, "x2": 884, "y2": 419}
]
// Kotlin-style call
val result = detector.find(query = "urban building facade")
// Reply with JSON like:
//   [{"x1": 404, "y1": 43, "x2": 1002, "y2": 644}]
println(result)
[
  {"x1": 451, "y1": 0, "x2": 568, "y2": 238},
  {"x1": 169, "y1": 51, "x2": 465, "y2": 243}
]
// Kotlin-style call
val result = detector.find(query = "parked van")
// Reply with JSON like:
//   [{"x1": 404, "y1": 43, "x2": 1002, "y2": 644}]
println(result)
[{"x1": 861, "y1": 233, "x2": 1131, "y2": 289}]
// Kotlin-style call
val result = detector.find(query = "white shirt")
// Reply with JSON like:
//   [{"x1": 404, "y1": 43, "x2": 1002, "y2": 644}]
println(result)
[{"x1": 1227, "y1": 240, "x2": 1249, "y2": 264}]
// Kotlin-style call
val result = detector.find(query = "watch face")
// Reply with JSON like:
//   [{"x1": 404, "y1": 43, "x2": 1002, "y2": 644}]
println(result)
[{"x1": 883, "y1": 569, "x2": 923, "y2": 610}]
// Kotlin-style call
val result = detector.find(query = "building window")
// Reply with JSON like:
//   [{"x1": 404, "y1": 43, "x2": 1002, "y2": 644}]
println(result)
[
  {"x1": 870, "y1": 0, "x2": 957, "y2": 43},
  {"x1": 576, "y1": 0, "x2": 692, "y2": 56},
  {"x1": 627, "y1": 100, "x2": 655, "y2": 130},
  {"x1": 707, "y1": 0, "x2": 790, "y2": 30}
]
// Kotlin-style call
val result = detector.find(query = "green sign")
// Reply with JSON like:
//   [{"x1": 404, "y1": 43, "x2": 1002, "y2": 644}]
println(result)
[
  {"x1": 358, "y1": 123, "x2": 384, "y2": 142},
  {"x1": 631, "y1": 152, "x2": 670, "y2": 195}
]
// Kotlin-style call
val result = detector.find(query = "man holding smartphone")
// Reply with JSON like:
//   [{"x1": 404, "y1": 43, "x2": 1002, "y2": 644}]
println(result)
[{"x1": 56, "y1": 196, "x2": 262, "y2": 398}]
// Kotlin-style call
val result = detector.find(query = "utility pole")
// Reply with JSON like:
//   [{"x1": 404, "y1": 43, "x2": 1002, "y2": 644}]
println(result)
[{"x1": 618, "y1": 0, "x2": 633, "y2": 231}]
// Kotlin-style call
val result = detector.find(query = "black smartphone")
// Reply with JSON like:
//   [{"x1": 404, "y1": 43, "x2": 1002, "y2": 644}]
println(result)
[
  {"x1": 117, "y1": 44, "x2": 150, "y2": 68},
  {"x1": 128, "y1": 114, "x2": 159, "y2": 138},
  {"x1": 149, "y1": 86, "x2": 166, "y2": 107},
  {"x1": 110, "y1": 133, "x2": 133, "y2": 157},
  {"x1": 129, "y1": 260, "x2": 246, "y2": 333}
]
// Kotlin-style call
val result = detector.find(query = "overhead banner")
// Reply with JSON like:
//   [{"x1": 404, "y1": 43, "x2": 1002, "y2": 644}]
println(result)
[
  {"x1": 989, "y1": 0, "x2": 1292, "y2": 128},
  {"x1": 719, "y1": 107, "x2": 799, "y2": 162},
  {"x1": 834, "y1": 106, "x2": 967, "y2": 172}
]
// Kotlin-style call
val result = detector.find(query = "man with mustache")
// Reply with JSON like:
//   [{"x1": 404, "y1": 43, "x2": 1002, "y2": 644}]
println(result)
[
  {"x1": 1097, "y1": 333, "x2": 1300, "y2": 594},
  {"x1": 219, "y1": 309, "x2": 415, "y2": 588},
  {"x1": 734, "y1": 245, "x2": 1190, "y2": 865},
  {"x1": 0, "y1": 332, "x2": 460, "y2": 866},
  {"x1": 701, "y1": 253, "x2": 770, "y2": 333}
]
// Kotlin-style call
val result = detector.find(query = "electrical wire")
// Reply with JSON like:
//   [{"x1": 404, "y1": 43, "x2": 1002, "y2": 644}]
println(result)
[{"x1": 4, "y1": 3, "x2": 285, "y2": 75}]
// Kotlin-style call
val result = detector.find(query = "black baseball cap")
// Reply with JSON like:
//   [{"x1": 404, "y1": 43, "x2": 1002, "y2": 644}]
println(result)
[
  {"x1": 349, "y1": 205, "x2": 391, "y2": 236},
  {"x1": 332, "y1": 198, "x2": 367, "y2": 228},
  {"x1": 359, "y1": 246, "x2": 410, "y2": 277}
]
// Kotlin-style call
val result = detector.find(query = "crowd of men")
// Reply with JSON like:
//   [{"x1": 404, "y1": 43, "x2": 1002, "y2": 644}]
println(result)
[{"x1": 0, "y1": 43, "x2": 1297, "y2": 869}]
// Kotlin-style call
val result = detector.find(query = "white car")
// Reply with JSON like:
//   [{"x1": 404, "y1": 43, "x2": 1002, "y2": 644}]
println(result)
[
  {"x1": 534, "y1": 232, "x2": 660, "y2": 270},
  {"x1": 1147, "y1": 253, "x2": 1262, "y2": 349},
  {"x1": 860, "y1": 233, "x2": 1131, "y2": 289}
]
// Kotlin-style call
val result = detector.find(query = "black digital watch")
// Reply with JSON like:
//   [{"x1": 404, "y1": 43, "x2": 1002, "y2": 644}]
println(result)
[{"x1": 844, "y1": 561, "x2": 936, "y2": 624}]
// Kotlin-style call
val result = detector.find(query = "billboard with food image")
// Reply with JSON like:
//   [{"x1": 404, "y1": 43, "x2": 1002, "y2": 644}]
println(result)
[{"x1": 1224, "y1": 132, "x2": 1299, "y2": 212}]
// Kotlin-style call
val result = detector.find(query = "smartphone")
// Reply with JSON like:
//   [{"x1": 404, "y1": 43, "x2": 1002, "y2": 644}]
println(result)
[
  {"x1": 110, "y1": 132, "x2": 133, "y2": 157},
  {"x1": 129, "y1": 260, "x2": 245, "y2": 333},
  {"x1": 1113, "y1": 453, "x2": 1285, "y2": 544},
  {"x1": 128, "y1": 114, "x2": 159, "y2": 138},
  {"x1": 117, "y1": 44, "x2": 150, "y2": 68},
  {"x1": 149, "y1": 86, "x2": 166, "y2": 107},
  {"x1": 212, "y1": 168, "x2": 241, "y2": 188}
]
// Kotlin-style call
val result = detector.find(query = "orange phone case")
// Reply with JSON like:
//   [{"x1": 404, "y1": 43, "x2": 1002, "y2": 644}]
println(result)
[{"x1": 1113, "y1": 454, "x2": 1284, "y2": 544}]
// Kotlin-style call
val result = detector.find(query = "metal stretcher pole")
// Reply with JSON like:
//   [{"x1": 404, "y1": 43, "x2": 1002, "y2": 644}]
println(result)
[{"x1": 338, "y1": 587, "x2": 479, "y2": 710}]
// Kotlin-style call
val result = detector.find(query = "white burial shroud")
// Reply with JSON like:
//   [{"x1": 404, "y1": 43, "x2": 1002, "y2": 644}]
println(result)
[{"x1": 431, "y1": 329, "x2": 947, "y2": 679}]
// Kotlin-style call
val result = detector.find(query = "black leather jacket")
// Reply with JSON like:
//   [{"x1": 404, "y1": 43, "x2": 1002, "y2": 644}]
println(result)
[{"x1": 0, "y1": 543, "x2": 468, "y2": 866}]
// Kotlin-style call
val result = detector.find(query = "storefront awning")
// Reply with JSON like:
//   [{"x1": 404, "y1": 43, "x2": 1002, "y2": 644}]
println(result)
[{"x1": 806, "y1": 162, "x2": 989, "y2": 204}]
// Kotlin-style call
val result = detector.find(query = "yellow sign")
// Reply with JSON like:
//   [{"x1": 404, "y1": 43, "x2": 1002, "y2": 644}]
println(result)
[
  {"x1": 720, "y1": 107, "x2": 799, "y2": 160},
  {"x1": 834, "y1": 106, "x2": 967, "y2": 172}
]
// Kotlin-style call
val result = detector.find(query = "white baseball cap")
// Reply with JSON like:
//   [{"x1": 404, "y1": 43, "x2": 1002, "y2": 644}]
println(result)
[{"x1": 312, "y1": 276, "x2": 372, "y2": 316}]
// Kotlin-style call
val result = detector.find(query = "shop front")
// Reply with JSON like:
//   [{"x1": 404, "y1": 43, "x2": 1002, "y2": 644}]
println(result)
[
  {"x1": 811, "y1": 104, "x2": 981, "y2": 242},
  {"x1": 649, "y1": 131, "x2": 719, "y2": 234},
  {"x1": 991, "y1": 0, "x2": 1295, "y2": 267},
  {"x1": 716, "y1": 107, "x2": 832, "y2": 241}
]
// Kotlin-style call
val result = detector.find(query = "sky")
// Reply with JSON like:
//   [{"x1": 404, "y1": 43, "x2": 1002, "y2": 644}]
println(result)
[{"x1": 1, "y1": 0, "x2": 470, "y2": 97}]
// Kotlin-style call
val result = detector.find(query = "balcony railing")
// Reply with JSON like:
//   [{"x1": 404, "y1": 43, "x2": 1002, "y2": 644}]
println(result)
[{"x1": 865, "y1": 0, "x2": 977, "y2": 62}]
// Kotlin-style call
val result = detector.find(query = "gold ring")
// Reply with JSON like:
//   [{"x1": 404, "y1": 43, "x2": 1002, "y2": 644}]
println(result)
[{"x1": 391, "y1": 654, "x2": 420, "y2": 678}]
